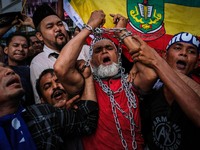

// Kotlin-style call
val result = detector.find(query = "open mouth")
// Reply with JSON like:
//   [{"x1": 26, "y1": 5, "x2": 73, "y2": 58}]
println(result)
[
  {"x1": 102, "y1": 56, "x2": 111, "y2": 65},
  {"x1": 6, "y1": 77, "x2": 20, "y2": 87},
  {"x1": 52, "y1": 89, "x2": 66, "y2": 100},
  {"x1": 176, "y1": 60, "x2": 187, "y2": 70},
  {"x1": 56, "y1": 32, "x2": 64, "y2": 39}
]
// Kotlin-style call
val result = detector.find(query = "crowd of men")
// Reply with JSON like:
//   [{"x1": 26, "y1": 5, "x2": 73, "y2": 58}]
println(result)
[{"x1": 0, "y1": 2, "x2": 200, "y2": 150}]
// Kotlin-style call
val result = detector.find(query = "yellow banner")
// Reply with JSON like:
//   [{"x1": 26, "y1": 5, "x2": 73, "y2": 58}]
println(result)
[
  {"x1": 68, "y1": 0, "x2": 200, "y2": 36},
  {"x1": 70, "y1": 0, "x2": 127, "y2": 28},
  {"x1": 165, "y1": 3, "x2": 200, "y2": 36}
]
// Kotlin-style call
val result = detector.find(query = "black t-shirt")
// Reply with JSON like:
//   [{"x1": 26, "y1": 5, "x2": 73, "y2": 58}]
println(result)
[
  {"x1": 140, "y1": 87, "x2": 200, "y2": 150},
  {"x1": 11, "y1": 66, "x2": 35, "y2": 106}
]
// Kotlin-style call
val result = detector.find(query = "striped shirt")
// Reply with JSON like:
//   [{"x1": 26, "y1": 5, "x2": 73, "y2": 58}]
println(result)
[{"x1": 23, "y1": 100, "x2": 98, "y2": 150}]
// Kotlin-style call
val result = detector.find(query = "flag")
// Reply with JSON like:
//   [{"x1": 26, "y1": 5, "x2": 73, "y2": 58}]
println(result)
[{"x1": 63, "y1": 0, "x2": 200, "y2": 55}]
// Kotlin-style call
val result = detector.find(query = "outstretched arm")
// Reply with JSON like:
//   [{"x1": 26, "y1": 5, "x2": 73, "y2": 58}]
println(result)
[
  {"x1": 110, "y1": 14, "x2": 157, "y2": 92},
  {"x1": 176, "y1": 71, "x2": 200, "y2": 97},
  {"x1": 132, "y1": 37, "x2": 200, "y2": 126},
  {"x1": 54, "y1": 10, "x2": 106, "y2": 95},
  {"x1": 0, "y1": 13, "x2": 34, "y2": 38},
  {"x1": 0, "y1": 15, "x2": 19, "y2": 38}
]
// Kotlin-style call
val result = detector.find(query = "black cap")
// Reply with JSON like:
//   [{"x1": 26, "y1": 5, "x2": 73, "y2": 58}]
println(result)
[{"x1": 32, "y1": 3, "x2": 58, "y2": 29}]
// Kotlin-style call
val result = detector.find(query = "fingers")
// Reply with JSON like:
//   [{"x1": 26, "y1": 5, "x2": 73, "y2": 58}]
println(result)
[
  {"x1": 18, "y1": 19, "x2": 23, "y2": 24},
  {"x1": 131, "y1": 50, "x2": 142, "y2": 63},
  {"x1": 131, "y1": 51, "x2": 140, "y2": 58},
  {"x1": 95, "y1": 10, "x2": 106, "y2": 27},
  {"x1": 65, "y1": 95, "x2": 80, "y2": 109},
  {"x1": 76, "y1": 60, "x2": 92, "y2": 78},
  {"x1": 127, "y1": 65, "x2": 138, "y2": 83},
  {"x1": 133, "y1": 35, "x2": 145, "y2": 46},
  {"x1": 54, "y1": 95, "x2": 80, "y2": 109},
  {"x1": 54, "y1": 100, "x2": 66, "y2": 108},
  {"x1": 88, "y1": 10, "x2": 106, "y2": 28},
  {"x1": 110, "y1": 14, "x2": 127, "y2": 24},
  {"x1": 68, "y1": 95, "x2": 80, "y2": 102}
]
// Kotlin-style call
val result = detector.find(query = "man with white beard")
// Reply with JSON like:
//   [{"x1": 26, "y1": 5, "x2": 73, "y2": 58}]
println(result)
[
  {"x1": 91, "y1": 38, "x2": 120, "y2": 78},
  {"x1": 54, "y1": 10, "x2": 157, "y2": 150}
]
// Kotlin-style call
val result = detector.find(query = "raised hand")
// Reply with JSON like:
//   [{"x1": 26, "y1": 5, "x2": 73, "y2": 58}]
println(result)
[
  {"x1": 110, "y1": 13, "x2": 127, "y2": 28},
  {"x1": 87, "y1": 10, "x2": 106, "y2": 29},
  {"x1": 18, "y1": 13, "x2": 35, "y2": 28},
  {"x1": 76, "y1": 59, "x2": 92, "y2": 79},
  {"x1": 131, "y1": 35, "x2": 161, "y2": 68}
]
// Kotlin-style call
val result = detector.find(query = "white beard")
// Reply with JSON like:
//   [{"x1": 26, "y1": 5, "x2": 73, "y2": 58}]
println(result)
[{"x1": 93, "y1": 62, "x2": 120, "y2": 78}]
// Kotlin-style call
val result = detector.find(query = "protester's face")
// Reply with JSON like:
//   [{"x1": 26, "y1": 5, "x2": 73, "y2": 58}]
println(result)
[
  {"x1": 0, "y1": 63, "x2": 24, "y2": 102},
  {"x1": 165, "y1": 42, "x2": 199, "y2": 75},
  {"x1": 4, "y1": 36, "x2": 28, "y2": 66},
  {"x1": 37, "y1": 15, "x2": 69, "y2": 51},
  {"x1": 40, "y1": 72, "x2": 68, "y2": 105},
  {"x1": 29, "y1": 36, "x2": 43, "y2": 55},
  {"x1": 91, "y1": 39, "x2": 118, "y2": 68}
]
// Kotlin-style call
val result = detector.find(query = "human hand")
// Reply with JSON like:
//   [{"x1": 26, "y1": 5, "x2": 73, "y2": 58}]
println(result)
[
  {"x1": 54, "y1": 95, "x2": 80, "y2": 109},
  {"x1": 76, "y1": 59, "x2": 92, "y2": 79},
  {"x1": 131, "y1": 35, "x2": 161, "y2": 68},
  {"x1": 110, "y1": 14, "x2": 127, "y2": 28},
  {"x1": 87, "y1": 10, "x2": 106, "y2": 29},
  {"x1": 18, "y1": 13, "x2": 35, "y2": 28},
  {"x1": 127, "y1": 64, "x2": 138, "y2": 83},
  {"x1": 65, "y1": 95, "x2": 79, "y2": 109},
  {"x1": 11, "y1": 15, "x2": 20, "y2": 26}
]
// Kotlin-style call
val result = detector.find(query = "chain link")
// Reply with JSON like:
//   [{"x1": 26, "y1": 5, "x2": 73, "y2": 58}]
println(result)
[
  {"x1": 93, "y1": 27, "x2": 127, "y2": 36},
  {"x1": 88, "y1": 27, "x2": 138, "y2": 150},
  {"x1": 83, "y1": 27, "x2": 126, "y2": 69},
  {"x1": 94, "y1": 68, "x2": 138, "y2": 150}
]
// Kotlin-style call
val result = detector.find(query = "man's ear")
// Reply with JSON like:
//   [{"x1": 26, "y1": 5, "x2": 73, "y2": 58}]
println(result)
[
  {"x1": 35, "y1": 32, "x2": 43, "y2": 41},
  {"x1": 4, "y1": 46, "x2": 8, "y2": 55}
]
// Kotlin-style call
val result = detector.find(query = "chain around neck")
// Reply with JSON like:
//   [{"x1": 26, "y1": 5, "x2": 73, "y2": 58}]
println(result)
[
  {"x1": 87, "y1": 27, "x2": 138, "y2": 149},
  {"x1": 94, "y1": 66, "x2": 138, "y2": 150}
]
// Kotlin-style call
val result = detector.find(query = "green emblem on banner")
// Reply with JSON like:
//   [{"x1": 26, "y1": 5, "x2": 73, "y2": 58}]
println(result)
[{"x1": 127, "y1": 0, "x2": 164, "y2": 33}]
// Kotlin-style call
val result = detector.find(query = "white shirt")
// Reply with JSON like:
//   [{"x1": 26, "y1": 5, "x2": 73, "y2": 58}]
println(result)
[
  {"x1": 30, "y1": 44, "x2": 90, "y2": 104},
  {"x1": 77, "y1": 44, "x2": 90, "y2": 61},
  {"x1": 30, "y1": 45, "x2": 59, "y2": 104}
]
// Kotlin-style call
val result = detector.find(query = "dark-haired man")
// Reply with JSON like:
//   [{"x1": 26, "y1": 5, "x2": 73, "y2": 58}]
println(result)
[
  {"x1": 27, "y1": 35, "x2": 43, "y2": 65},
  {"x1": 4, "y1": 33, "x2": 34, "y2": 106},
  {"x1": 35, "y1": 68, "x2": 84, "y2": 150},
  {"x1": 136, "y1": 32, "x2": 200, "y2": 149},
  {"x1": 30, "y1": 4, "x2": 70, "y2": 103},
  {"x1": 36, "y1": 68, "x2": 79, "y2": 108},
  {"x1": 0, "y1": 62, "x2": 98, "y2": 150},
  {"x1": 54, "y1": 10, "x2": 157, "y2": 150}
]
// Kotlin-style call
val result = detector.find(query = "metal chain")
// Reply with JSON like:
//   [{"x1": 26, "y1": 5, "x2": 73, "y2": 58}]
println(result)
[
  {"x1": 83, "y1": 27, "x2": 127, "y2": 68},
  {"x1": 88, "y1": 28, "x2": 138, "y2": 149},
  {"x1": 120, "y1": 69, "x2": 137, "y2": 149},
  {"x1": 94, "y1": 70, "x2": 138, "y2": 150},
  {"x1": 118, "y1": 39, "x2": 137, "y2": 149},
  {"x1": 93, "y1": 27, "x2": 127, "y2": 36}
]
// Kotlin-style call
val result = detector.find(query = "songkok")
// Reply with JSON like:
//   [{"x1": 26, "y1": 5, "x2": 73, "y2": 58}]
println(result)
[
  {"x1": 166, "y1": 32, "x2": 200, "y2": 53},
  {"x1": 32, "y1": 4, "x2": 58, "y2": 29}
]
